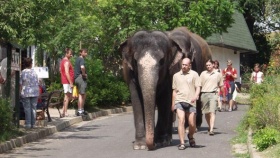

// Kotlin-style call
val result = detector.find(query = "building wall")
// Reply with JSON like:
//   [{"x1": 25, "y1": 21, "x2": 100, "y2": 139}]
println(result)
[{"x1": 209, "y1": 45, "x2": 241, "y2": 82}]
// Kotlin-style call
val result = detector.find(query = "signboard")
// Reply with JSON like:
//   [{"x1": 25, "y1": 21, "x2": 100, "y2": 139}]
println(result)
[
  {"x1": 11, "y1": 50, "x2": 20, "y2": 71},
  {"x1": 33, "y1": 67, "x2": 49, "y2": 78}
]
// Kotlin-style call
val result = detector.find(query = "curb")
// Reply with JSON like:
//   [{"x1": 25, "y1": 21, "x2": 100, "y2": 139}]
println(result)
[
  {"x1": 247, "y1": 128, "x2": 262, "y2": 158},
  {"x1": 0, "y1": 106, "x2": 132, "y2": 154}
]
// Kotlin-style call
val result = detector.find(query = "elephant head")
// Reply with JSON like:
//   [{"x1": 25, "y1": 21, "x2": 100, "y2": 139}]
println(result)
[
  {"x1": 120, "y1": 30, "x2": 182, "y2": 150},
  {"x1": 168, "y1": 27, "x2": 212, "y2": 74}
]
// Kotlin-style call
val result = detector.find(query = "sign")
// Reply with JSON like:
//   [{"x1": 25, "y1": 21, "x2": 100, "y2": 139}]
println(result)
[
  {"x1": 33, "y1": 67, "x2": 49, "y2": 78},
  {"x1": 11, "y1": 50, "x2": 20, "y2": 71}
]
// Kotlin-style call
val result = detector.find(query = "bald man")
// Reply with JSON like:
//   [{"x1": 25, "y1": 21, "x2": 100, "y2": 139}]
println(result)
[{"x1": 172, "y1": 58, "x2": 201, "y2": 150}]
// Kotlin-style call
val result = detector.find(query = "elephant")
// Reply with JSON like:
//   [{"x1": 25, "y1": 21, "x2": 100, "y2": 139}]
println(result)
[
  {"x1": 119, "y1": 27, "x2": 212, "y2": 150},
  {"x1": 167, "y1": 27, "x2": 212, "y2": 127}
]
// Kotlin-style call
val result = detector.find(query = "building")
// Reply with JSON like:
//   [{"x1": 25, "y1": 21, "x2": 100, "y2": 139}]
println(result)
[{"x1": 206, "y1": 11, "x2": 258, "y2": 83}]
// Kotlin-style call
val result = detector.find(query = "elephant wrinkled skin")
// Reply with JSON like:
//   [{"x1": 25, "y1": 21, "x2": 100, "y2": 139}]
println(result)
[{"x1": 120, "y1": 27, "x2": 212, "y2": 150}]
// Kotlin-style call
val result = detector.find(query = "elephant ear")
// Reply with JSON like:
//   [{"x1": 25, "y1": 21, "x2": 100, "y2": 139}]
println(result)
[
  {"x1": 169, "y1": 41, "x2": 183, "y2": 69},
  {"x1": 119, "y1": 40, "x2": 133, "y2": 71},
  {"x1": 189, "y1": 41, "x2": 197, "y2": 62},
  {"x1": 167, "y1": 30, "x2": 194, "y2": 70}
]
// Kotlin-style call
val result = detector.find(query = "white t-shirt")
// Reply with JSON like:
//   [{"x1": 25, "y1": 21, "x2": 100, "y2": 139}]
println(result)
[{"x1": 252, "y1": 71, "x2": 263, "y2": 84}]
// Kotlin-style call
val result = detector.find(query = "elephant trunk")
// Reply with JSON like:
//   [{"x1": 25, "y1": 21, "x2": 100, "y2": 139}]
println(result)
[
  {"x1": 137, "y1": 52, "x2": 160, "y2": 150},
  {"x1": 139, "y1": 68, "x2": 158, "y2": 150},
  {"x1": 144, "y1": 97, "x2": 156, "y2": 150}
]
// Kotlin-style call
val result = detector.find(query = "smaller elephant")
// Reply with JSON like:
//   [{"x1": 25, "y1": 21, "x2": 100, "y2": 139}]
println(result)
[{"x1": 168, "y1": 27, "x2": 212, "y2": 127}]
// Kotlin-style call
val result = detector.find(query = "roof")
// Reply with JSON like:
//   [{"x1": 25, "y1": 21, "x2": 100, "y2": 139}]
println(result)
[
  {"x1": 206, "y1": 11, "x2": 257, "y2": 53},
  {"x1": 0, "y1": 41, "x2": 23, "y2": 49}
]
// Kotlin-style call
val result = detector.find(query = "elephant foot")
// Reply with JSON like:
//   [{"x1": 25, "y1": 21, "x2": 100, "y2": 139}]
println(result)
[
  {"x1": 133, "y1": 141, "x2": 147, "y2": 150},
  {"x1": 155, "y1": 136, "x2": 172, "y2": 147}
]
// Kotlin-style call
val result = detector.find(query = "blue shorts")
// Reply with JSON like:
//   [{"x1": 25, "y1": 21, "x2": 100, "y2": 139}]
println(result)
[
  {"x1": 228, "y1": 81, "x2": 235, "y2": 100},
  {"x1": 174, "y1": 102, "x2": 196, "y2": 113}
]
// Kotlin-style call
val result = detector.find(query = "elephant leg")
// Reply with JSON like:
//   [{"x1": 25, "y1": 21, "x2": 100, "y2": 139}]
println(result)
[
  {"x1": 196, "y1": 100, "x2": 203, "y2": 128},
  {"x1": 129, "y1": 81, "x2": 146, "y2": 150},
  {"x1": 155, "y1": 92, "x2": 173, "y2": 147}
]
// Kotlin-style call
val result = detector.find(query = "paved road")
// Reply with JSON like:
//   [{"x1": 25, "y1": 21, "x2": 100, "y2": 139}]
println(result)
[{"x1": 1, "y1": 105, "x2": 248, "y2": 158}]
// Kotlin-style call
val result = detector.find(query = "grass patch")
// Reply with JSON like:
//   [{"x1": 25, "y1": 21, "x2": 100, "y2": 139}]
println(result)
[
  {"x1": 235, "y1": 93, "x2": 250, "y2": 105},
  {"x1": 260, "y1": 143, "x2": 280, "y2": 158},
  {"x1": 0, "y1": 129, "x2": 24, "y2": 143},
  {"x1": 232, "y1": 115, "x2": 249, "y2": 144},
  {"x1": 234, "y1": 153, "x2": 250, "y2": 158}
]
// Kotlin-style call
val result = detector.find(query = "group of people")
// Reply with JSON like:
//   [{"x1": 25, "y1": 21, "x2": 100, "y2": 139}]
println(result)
[
  {"x1": 60, "y1": 48, "x2": 88, "y2": 117},
  {"x1": 0, "y1": 48, "x2": 88, "y2": 129},
  {"x1": 172, "y1": 58, "x2": 265, "y2": 150},
  {"x1": 172, "y1": 58, "x2": 224, "y2": 150},
  {"x1": 214, "y1": 60, "x2": 238, "y2": 112}
]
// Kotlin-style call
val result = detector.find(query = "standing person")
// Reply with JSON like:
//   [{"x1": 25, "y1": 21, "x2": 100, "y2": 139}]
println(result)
[
  {"x1": 213, "y1": 60, "x2": 222, "y2": 73},
  {"x1": 20, "y1": 58, "x2": 39, "y2": 129},
  {"x1": 250, "y1": 63, "x2": 264, "y2": 84},
  {"x1": 200, "y1": 60, "x2": 225, "y2": 135},
  {"x1": 172, "y1": 58, "x2": 201, "y2": 150},
  {"x1": 74, "y1": 49, "x2": 88, "y2": 116},
  {"x1": 213, "y1": 60, "x2": 222, "y2": 111},
  {"x1": 222, "y1": 60, "x2": 237, "y2": 112},
  {"x1": 60, "y1": 48, "x2": 74, "y2": 117},
  {"x1": 219, "y1": 79, "x2": 230, "y2": 111}
]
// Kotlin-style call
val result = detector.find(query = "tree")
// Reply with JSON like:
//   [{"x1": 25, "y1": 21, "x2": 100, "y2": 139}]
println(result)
[
  {"x1": 94, "y1": 0, "x2": 237, "y2": 73},
  {"x1": 239, "y1": 0, "x2": 280, "y2": 67}
]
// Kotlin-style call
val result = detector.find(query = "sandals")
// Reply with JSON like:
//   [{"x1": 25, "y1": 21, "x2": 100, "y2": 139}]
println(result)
[
  {"x1": 207, "y1": 128, "x2": 215, "y2": 136},
  {"x1": 187, "y1": 134, "x2": 196, "y2": 147},
  {"x1": 178, "y1": 144, "x2": 186, "y2": 150},
  {"x1": 209, "y1": 131, "x2": 214, "y2": 136}
]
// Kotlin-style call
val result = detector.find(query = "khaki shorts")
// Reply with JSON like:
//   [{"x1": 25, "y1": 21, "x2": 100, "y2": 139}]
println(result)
[
  {"x1": 201, "y1": 93, "x2": 217, "y2": 114},
  {"x1": 75, "y1": 75, "x2": 87, "y2": 94}
]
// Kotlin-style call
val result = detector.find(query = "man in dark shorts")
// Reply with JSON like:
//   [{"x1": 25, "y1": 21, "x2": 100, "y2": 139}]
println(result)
[
  {"x1": 172, "y1": 58, "x2": 201, "y2": 150},
  {"x1": 74, "y1": 49, "x2": 88, "y2": 116}
]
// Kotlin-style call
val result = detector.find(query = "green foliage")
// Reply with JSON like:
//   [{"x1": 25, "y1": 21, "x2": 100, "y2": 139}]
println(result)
[
  {"x1": 0, "y1": 98, "x2": 17, "y2": 142},
  {"x1": 85, "y1": 57, "x2": 130, "y2": 108},
  {"x1": 186, "y1": 0, "x2": 236, "y2": 37},
  {"x1": 46, "y1": 81, "x2": 63, "y2": 92},
  {"x1": 238, "y1": 0, "x2": 280, "y2": 68},
  {"x1": 241, "y1": 72, "x2": 251, "y2": 84},
  {"x1": 248, "y1": 83, "x2": 280, "y2": 130},
  {"x1": 232, "y1": 116, "x2": 249, "y2": 144},
  {"x1": 266, "y1": 66, "x2": 280, "y2": 76},
  {"x1": 240, "y1": 75, "x2": 280, "y2": 152},
  {"x1": 253, "y1": 127, "x2": 280, "y2": 151}
]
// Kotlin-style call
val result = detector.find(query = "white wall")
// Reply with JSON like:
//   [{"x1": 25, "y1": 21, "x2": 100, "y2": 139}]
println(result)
[{"x1": 210, "y1": 45, "x2": 241, "y2": 82}]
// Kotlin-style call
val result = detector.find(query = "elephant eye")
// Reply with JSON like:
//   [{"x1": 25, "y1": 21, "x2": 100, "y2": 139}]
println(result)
[{"x1": 159, "y1": 59, "x2": 164, "y2": 66}]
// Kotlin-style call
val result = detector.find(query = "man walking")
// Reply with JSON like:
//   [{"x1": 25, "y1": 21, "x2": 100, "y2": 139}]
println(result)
[
  {"x1": 200, "y1": 59, "x2": 225, "y2": 135},
  {"x1": 172, "y1": 58, "x2": 201, "y2": 150},
  {"x1": 74, "y1": 49, "x2": 88, "y2": 116},
  {"x1": 60, "y1": 48, "x2": 74, "y2": 117}
]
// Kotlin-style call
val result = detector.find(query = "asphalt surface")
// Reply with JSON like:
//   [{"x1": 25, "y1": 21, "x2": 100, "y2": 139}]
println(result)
[{"x1": 1, "y1": 105, "x2": 248, "y2": 158}]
